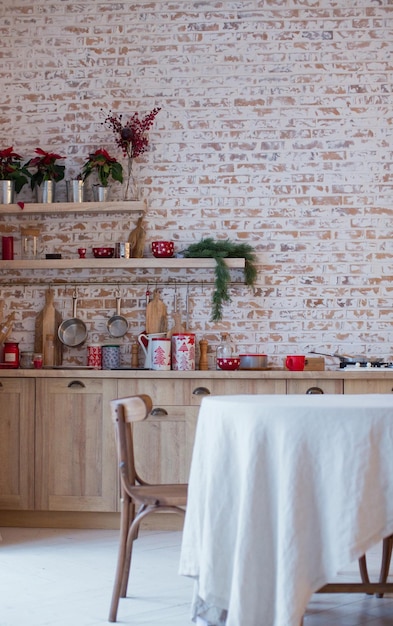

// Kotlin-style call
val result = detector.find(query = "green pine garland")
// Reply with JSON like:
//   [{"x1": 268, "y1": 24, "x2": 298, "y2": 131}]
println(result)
[{"x1": 182, "y1": 238, "x2": 258, "y2": 321}]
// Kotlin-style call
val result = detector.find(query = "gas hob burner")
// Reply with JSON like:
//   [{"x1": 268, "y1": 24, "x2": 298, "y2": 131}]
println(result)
[{"x1": 342, "y1": 362, "x2": 393, "y2": 370}]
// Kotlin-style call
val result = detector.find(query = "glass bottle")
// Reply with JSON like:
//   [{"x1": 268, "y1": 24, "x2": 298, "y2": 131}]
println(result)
[{"x1": 216, "y1": 333, "x2": 233, "y2": 369}]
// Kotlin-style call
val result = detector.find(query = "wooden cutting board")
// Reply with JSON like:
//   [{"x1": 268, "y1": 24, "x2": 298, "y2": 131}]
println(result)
[
  {"x1": 167, "y1": 312, "x2": 186, "y2": 337},
  {"x1": 34, "y1": 288, "x2": 63, "y2": 366},
  {"x1": 128, "y1": 215, "x2": 146, "y2": 258},
  {"x1": 145, "y1": 290, "x2": 168, "y2": 334}
]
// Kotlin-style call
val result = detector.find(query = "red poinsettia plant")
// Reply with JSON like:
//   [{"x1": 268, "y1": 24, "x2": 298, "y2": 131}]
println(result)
[
  {"x1": 0, "y1": 146, "x2": 30, "y2": 193},
  {"x1": 26, "y1": 148, "x2": 66, "y2": 189},
  {"x1": 103, "y1": 107, "x2": 161, "y2": 198},
  {"x1": 81, "y1": 148, "x2": 123, "y2": 187}
]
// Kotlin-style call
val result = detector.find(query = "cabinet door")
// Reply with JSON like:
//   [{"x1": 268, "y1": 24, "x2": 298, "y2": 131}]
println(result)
[
  {"x1": 117, "y1": 379, "x2": 194, "y2": 484},
  {"x1": 344, "y1": 379, "x2": 393, "y2": 394},
  {"x1": 0, "y1": 378, "x2": 35, "y2": 510},
  {"x1": 35, "y1": 378, "x2": 118, "y2": 512},
  {"x1": 287, "y1": 379, "x2": 343, "y2": 394}
]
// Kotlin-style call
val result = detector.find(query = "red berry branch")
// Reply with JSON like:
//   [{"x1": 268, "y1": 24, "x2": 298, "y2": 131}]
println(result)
[{"x1": 102, "y1": 107, "x2": 161, "y2": 199}]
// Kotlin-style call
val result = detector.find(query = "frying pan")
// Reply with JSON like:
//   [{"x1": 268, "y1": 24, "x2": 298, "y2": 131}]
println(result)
[
  {"x1": 107, "y1": 292, "x2": 128, "y2": 338},
  {"x1": 310, "y1": 351, "x2": 384, "y2": 368},
  {"x1": 57, "y1": 292, "x2": 87, "y2": 347}
]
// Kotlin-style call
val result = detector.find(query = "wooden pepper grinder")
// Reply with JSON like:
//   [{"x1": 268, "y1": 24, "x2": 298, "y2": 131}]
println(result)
[
  {"x1": 199, "y1": 339, "x2": 209, "y2": 370},
  {"x1": 131, "y1": 341, "x2": 139, "y2": 368}
]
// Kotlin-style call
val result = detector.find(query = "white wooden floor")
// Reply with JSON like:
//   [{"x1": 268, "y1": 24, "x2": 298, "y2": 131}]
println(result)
[{"x1": 0, "y1": 527, "x2": 392, "y2": 625}]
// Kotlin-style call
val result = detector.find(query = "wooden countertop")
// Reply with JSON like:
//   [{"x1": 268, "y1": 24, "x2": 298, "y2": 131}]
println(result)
[{"x1": 1, "y1": 368, "x2": 393, "y2": 379}]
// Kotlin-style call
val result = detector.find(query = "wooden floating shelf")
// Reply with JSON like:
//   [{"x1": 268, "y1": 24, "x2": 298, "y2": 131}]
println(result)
[
  {"x1": 0, "y1": 200, "x2": 146, "y2": 215},
  {"x1": 0, "y1": 258, "x2": 246, "y2": 270}
]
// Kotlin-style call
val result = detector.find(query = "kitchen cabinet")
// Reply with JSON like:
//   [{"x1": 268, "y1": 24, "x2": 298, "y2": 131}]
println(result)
[
  {"x1": 2, "y1": 369, "x2": 393, "y2": 530},
  {"x1": 117, "y1": 377, "x2": 286, "y2": 486},
  {"x1": 35, "y1": 377, "x2": 118, "y2": 512},
  {"x1": 344, "y1": 379, "x2": 393, "y2": 394},
  {"x1": 0, "y1": 378, "x2": 35, "y2": 510},
  {"x1": 117, "y1": 378, "x2": 195, "y2": 484}
]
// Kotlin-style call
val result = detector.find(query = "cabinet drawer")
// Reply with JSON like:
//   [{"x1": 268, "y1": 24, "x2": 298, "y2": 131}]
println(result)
[
  {"x1": 118, "y1": 378, "x2": 189, "y2": 406},
  {"x1": 287, "y1": 379, "x2": 343, "y2": 394},
  {"x1": 189, "y1": 378, "x2": 286, "y2": 406},
  {"x1": 344, "y1": 379, "x2": 393, "y2": 394}
]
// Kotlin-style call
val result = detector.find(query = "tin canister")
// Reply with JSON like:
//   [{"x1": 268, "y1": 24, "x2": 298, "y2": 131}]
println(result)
[
  {"x1": 114, "y1": 242, "x2": 131, "y2": 259},
  {"x1": 87, "y1": 344, "x2": 102, "y2": 368},
  {"x1": 3, "y1": 341, "x2": 19, "y2": 368},
  {"x1": 102, "y1": 344, "x2": 120, "y2": 370},
  {"x1": 171, "y1": 333, "x2": 195, "y2": 371}
]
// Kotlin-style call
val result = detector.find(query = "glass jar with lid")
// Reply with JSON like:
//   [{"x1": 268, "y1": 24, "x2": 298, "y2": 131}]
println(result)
[
  {"x1": 21, "y1": 225, "x2": 41, "y2": 259},
  {"x1": 216, "y1": 333, "x2": 233, "y2": 369},
  {"x1": 20, "y1": 351, "x2": 34, "y2": 369}
]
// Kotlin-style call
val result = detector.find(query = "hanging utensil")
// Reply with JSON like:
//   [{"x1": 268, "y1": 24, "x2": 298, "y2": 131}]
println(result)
[
  {"x1": 185, "y1": 283, "x2": 189, "y2": 331},
  {"x1": 57, "y1": 290, "x2": 87, "y2": 347},
  {"x1": 107, "y1": 291, "x2": 129, "y2": 338},
  {"x1": 0, "y1": 312, "x2": 15, "y2": 344}
]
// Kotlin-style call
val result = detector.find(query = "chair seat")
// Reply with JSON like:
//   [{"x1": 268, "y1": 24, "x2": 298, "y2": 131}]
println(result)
[{"x1": 129, "y1": 483, "x2": 188, "y2": 507}]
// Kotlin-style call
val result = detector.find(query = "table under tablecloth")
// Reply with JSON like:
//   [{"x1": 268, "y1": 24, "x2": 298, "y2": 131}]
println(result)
[{"x1": 179, "y1": 394, "x2": 393, "y2": 626}]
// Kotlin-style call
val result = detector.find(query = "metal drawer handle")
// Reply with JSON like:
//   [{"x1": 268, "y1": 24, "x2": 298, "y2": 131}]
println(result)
[
  {"x1": 150, "y1": 407, "x2": 168, "y2": 417},
  {"x1": 306, "y1": 386, "x2": 324, "y2": 394},
  {"x1": 67, "y1": 380, "x2": 86, "y2": 389},
  {"x1": 192, "y1": 386, "x2": 211, "y2": 396}
]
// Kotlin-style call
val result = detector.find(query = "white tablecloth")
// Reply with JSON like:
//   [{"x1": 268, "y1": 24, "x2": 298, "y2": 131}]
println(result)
[{"x1": 179, "y1": 394, "x2": 393, "y2": 626}]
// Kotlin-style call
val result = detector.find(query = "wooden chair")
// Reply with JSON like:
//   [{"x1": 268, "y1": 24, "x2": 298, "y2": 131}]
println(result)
[
  {"x1": 108, "y1": 394, "x2": 188, "y2": 623},
  {"x1": 358, "y1": 534, "x2": 393, "y2": 597}
]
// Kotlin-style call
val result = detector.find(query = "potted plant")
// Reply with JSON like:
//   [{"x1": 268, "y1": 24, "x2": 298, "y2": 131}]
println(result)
[
  {"x1": 182, "y1": 238, "x2": 258, "y2": 322},
  {"x1": 26, "y1": 148, "x2": 66, "y2": 202},
  {"x1": 0, "y1": 146, "x2": 30, "y2": 203},
  {"x1": 81, "y1": 148, "x2": 123, "y2": 202}
]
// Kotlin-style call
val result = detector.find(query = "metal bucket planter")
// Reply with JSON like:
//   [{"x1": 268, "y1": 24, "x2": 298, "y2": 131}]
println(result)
[
  {"x1": 66, "y1": 179, "x2": 85, "y2": 203},
  {"x1": 0, "y1": 180, "x2": 15, "y2": 204},
  {"x1": 35, "y1": 180, "x2": 56, "y2": 203},
  {"x1": 92, "y1": 184, "x2": 110, "y2": 202}
]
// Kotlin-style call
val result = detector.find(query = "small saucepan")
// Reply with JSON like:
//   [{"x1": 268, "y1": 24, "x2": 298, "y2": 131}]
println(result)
[
  {"x1": 107, "y1": 292, "x2": 129, "y2": 338},
  {"x1": 58, "y1": 292, "x2": 87, "y2": 347}
]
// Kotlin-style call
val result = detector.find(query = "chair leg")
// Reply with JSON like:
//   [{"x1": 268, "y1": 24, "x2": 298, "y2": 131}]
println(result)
[
  {"x1": 109, "y1": 504, "x2": 185, "y2": 620},
  {"x1": 358, "y1": 554, "x2": 370, "y2": 584},
  {"x1": 119, "y1": 505, "x2": 148, "y2": 597},
  {"x1": 119, "y1": 504, "x2": 178, "y2": 598},
  {"x1": 108, "y1": 497, "x2": 133, "y2": 623},
  {"x1": 376, "y1": 535, "x2": 393, "y2": 598}
]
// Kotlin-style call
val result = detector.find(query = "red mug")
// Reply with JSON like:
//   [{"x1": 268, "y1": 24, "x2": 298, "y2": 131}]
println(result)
[{"x1": 285, "y1": 355, "x2": 305, "y2": 371}]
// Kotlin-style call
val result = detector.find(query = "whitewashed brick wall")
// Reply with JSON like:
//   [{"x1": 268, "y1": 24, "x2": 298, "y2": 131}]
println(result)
[{"x1": 1, "y1": 1, "x2": 393, "y2": 368}]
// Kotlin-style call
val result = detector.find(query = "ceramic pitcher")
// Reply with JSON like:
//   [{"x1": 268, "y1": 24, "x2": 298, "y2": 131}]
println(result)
[{"x1": 138, "y1": 332, "x2": 167, "y2": 369}]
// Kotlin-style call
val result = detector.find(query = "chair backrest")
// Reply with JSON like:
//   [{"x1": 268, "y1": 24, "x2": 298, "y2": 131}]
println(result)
[{"x1": 110, "y1": 394, "x2": 153, "y2": 490}]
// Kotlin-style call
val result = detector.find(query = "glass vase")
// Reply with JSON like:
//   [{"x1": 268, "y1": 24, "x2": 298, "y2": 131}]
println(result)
[{"x1": 123, "y1": 159, "x2": 138, "y2": 201}]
